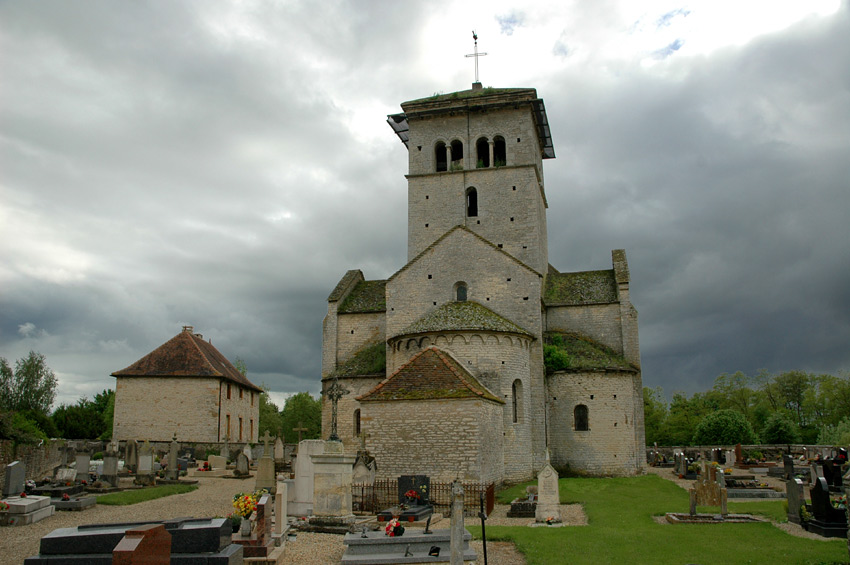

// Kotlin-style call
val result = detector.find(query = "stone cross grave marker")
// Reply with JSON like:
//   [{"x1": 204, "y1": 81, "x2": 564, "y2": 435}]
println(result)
[
  {"x1": 450, "y1": 480, "x2": 465, "y2": 565},
  {"x1": 323, "y1": 375, "x2": 349, "y2": 441},
  {"x1": 260, "y1": 430, "x2": 273, "y2": 459},
  {"x1": 358, "y1": 432, "x2": 370, "y2": 453}
]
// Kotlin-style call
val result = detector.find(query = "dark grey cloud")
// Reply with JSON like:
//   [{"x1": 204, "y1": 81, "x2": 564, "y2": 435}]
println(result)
[{"x1": 1, "y1": 2, "x2": 847, "y2": 409}]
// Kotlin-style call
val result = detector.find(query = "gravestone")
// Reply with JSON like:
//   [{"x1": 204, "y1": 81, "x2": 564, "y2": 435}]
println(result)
[
  {"x1": 112, "y1": 523, "x2": 171, "y2": 565},
  {"x1": 255, "y1": 431, "x2": 277, "y2": 494},
  {"x1": 289, "y1": 439, "x2": 325, "y2": 516},
  {"x1": 786, "y1": 478, "x2": 804, "y2": 525},
  {"x1": 352, "y1": 456, "x2": 376, "y2": 485},
  {"x1": 233, "y1": 494, "x2": 275, "y2": 558},
  {"x1": 3, "y1": 460, "x2": 26, "y2": 497},
  {"x1": 125, "y1": 440, "x2": 138, "y2": 473},
  {"x1": 75, "y1": 453, "x2": 91, "y2": 483},
  {"x1": 1, "y1": 495, "x2": 55, "y2": 526},
  {"x1": 235, "y1": 453, "x2": 250, "y2": 476},
  {"x1": 101, "y1": 452, "x2": 119, "y2": 488},
  {"x1": 807, "y1": 476, "x2": 847, "y2": 538},
  {"x1": 242, "y1": 444, "x2": 253, "y2": 463},
  {"x1": 734, "y1": 444, "x2": 742, "y2": 466},
  {"x1": 690, "y1": 461, "x2": 727, "y2": 516},
  {"x1": 165, "y1": 434, "x2": 180, "y2": 480},
  {"x1": 55, "y1": 467, "x2": 77, "y2": 483},
  {"x1": 450, "y1": 481, "x2": 465, "y2": 565},
  {"x1": 535, "y1": 453, "x2": 561, "y2": 523},
  {"x1": 783, "y1": 454, "x2": 796, "y2": 480},
  {"x1": 377, "y1": 475, "x2": 433, "y2": 523},
  {"x1": 273, "y1": 480, "x2": 288, "y2": 545},
  {"x1": 221, "y1": 436, "x2": 230, "y2": 460},
  {"x1": 273, "y1": 437, "x2": 285, "y2": 462},
  {"x1": 208, "y1": 455, "x2": 227, "y2": 470},
  {"x1": 812, "y1": 463, "x2": 825, "y2": 484},
  {"x1": 135, "y1": 441, "x2": 155, "y2": 486}
]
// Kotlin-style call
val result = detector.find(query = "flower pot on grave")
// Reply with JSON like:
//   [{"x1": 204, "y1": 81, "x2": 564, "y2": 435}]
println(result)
[{"x1": 240, "y1": 517, "x2": 252, "y2": 536}]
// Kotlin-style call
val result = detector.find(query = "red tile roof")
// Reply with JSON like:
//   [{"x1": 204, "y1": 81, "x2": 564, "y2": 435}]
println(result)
[
  {"x1": 111, "y1": 328, "x2": 262, "y2": 392},
  {"x1": 357, "y1": 347, "x2": 503, "y2": 404}
]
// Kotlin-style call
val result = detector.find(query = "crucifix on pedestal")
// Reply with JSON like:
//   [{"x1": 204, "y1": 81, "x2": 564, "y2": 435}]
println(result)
[{"x1": 323, "y1": 375, "x2": 349, "y2": 442}]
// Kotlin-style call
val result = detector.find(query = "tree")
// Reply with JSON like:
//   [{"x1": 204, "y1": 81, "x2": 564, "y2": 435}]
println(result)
[
  {"x1": 665, "y1": 391, "x2": 718, "y2": 446},
  {"x1": 643, "y1": 386, "x2": 668, "y2": 445},
  {"x1": 760, "y1": 412, "x2": 800, "y2": 444},
  {"x1": 280, "y1": 392, "x2": 321, "y2": 442},
  {"x1": 258, "y1": 389, "x2": 283, "y2": 438},
  {"x1": 51, "y1": 389, "x2": 114, "y2": 439},
  {"x1": 692, "y1": 409, "x2": 758, "y2": 445},
  {"x1": 0, "y1": 351, "x2": 57, "y2": 414}
]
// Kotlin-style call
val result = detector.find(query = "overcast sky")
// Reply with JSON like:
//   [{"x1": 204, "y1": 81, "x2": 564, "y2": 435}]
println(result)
[{"x1": 2, "y1": 1, "x2": 848, "y2": 410}]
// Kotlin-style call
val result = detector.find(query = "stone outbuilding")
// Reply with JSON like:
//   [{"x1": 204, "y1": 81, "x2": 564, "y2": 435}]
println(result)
[{"x1": 111, "y1": 326, "x2": 262, "y2": 443}]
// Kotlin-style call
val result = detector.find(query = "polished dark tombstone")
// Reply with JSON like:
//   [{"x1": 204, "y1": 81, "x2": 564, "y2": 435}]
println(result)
[
  {"x1": 783, "y1": 455, "x2": 796, "y2": 480},
  {"x1": 807, "y1": 477, "x2": 848, "y2": 538},
  {"x1": 24, "y1": 517, "x2": 243, "y2": 564},
  {"x1": 377, "y1": 475, "x2": 433, "y2": 523}
]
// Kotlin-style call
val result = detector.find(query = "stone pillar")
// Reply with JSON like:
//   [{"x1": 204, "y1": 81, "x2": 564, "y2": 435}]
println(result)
[
  {"x1": 488, "y1": 140, "x2": 494, "y2": 167},
  {"x1": 166, "y1": 434, "x2": 180, "y2": 481},
  {"x1": 310, "y1": 440, "x2": 356, "y2": 524},
  {"x1": 450, "y1": 480, "x2": 464, "y2": 565},
  {"x1": 275, "y1": 480, "x2": 288, "y2": 536}
]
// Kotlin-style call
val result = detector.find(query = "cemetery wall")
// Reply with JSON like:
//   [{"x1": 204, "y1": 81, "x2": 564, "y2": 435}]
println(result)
[
  {"x1": 546, "y1": 303, "x2": 622, "y2": 355},
  {"x1": 113, "y1": 376, "x2": 258, "y2": 443},
  {"x1": 363, "y1": 397, "x2": 504, "y2": 484},
  {"x1": 0, "y1": 439, "x2": 64, "y2": 488},
  {"x1": 547, "y1": 371, "x2": 644, "y2": 476}
]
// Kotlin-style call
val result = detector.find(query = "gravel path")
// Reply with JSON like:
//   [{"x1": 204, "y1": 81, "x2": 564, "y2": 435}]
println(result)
[{"x1": 1, "y1": 476, "x2": 588, "y2": 564}]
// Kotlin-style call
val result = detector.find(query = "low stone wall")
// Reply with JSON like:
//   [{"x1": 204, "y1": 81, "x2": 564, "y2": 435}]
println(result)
[
  {"x1": 646, "y1": 444, "x2": 849, "y2": 462},
  {"x1": 0, "y1": 439, "x2": 67, "y2": 487}
]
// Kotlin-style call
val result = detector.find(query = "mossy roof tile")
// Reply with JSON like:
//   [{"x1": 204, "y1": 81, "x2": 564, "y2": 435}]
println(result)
[
  {"x1": 544, "y1": 270, "x2": 618, "y2": 306},
  {"x1": 357, "y1": 347, "x2": 503, "y2": 404},
  {"x1": 338, "y1": 280, "x2": 387, "y2": 313},
  {"x1": 396, "y1": 301, "x2": 531, "y2": 338}
]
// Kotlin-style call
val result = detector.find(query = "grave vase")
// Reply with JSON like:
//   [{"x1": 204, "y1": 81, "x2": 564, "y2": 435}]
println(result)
[{"x1": 240, "y1": 516, "x2": 252, "y2": 536}]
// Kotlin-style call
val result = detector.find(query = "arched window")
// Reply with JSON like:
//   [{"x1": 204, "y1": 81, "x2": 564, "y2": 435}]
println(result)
[
  {"x1": 466, "y1": 187, "x2": 478, "y2": 217},
  {"x1": 435, "y1": 142, "x2": 447, "y2": 172},
  {"x1": 512, "y1": 379, "x2": 524, "y2": 423},
  {"x1": 354, "y1": 409, "x2": 361, "y2": 437},
  {"x1": 494, "y1": 136, "x2": 506, "y2": 166},
  {"x1": 574, "y1": 404, "x2": 589, "y2": 431},
  {"x1": 476, "y1": 137, "x2": 490, "y2": 168},
  {"x1": 450, "y1": 140, "x2": 463, "y2": 170},
  {"x1": 455, "y1": 282, "x2": 468, "y2": 302}
]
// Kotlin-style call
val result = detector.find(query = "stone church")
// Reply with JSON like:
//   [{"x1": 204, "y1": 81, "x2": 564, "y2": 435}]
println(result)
[{"x1": 322, "y1": 83, "x2": 645, "y2": 485}]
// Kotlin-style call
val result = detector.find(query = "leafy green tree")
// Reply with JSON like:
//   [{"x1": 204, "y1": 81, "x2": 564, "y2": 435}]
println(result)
[
  {"x1": 51, "y1": 389, "x2": 114, "y2": 439},
  {"x1": 818, "y1": 417, "x2": 850, "y2": 446},
  {"x1": 760, "y1": 412, "x2": 800, "y2": 444},
  {"x1": 712, "y1": 371, "x2": 756, "y2": 420},
  {"x1": 643, "y1": 386, "x2": 669, "y2": 445},
  {"x1": 0, "y1": 351, "x2": 57, "y2": 414},
  {"x1": 280, "y1": 392, "x2": 321, "y2": 442},
  {"x1": 665, "y1": 391, "x2": 719, "y2": 445},
  {"x1": 258, "y1": 389, "x2": 283, "y2": 438},
  {"x1": 692, "y1": 409, "x2": 758, "y2": 445}
]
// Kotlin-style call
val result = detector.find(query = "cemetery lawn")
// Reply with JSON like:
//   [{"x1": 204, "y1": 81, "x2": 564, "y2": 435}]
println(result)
[
  {"x1": 96, "y1": 484, "x2": 198, "y2": 505},
  {"x1": 478, "y1": 475, "x2": 847, "y2": 565}
]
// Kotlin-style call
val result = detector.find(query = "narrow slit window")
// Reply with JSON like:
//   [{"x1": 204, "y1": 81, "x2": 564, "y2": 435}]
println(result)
[
  {"x1": 466, "y1": 187, "x2": 478, "y2": 217},
  {"x1": 435, "y1": 142, "x2": 447, "y2": 172},
  {"x1": 476, "y1": 137, "x2": 490, "y2": 168}
]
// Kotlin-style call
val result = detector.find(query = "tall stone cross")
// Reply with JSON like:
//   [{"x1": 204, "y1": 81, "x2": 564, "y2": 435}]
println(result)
[
  {"x1": 293, "y1": 422, "x2": 309, "y2": 444},
  {"x1": 324, "y1": 375, "x2": 349, "y2": 442},
  {"x1": 359, "y1": 432, "x2": 370, "y2": 452},
  {"x1": 465, "y1": 30, "x2": 488, "y2": 83},
  {"x1": 260, "y1": 430, "x2": 273, "y2": 458}
]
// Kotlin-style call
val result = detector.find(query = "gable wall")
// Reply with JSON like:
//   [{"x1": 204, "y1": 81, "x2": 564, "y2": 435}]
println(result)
[
  {"x1": 386, "y1": 230, "x2": 543, "y2": 342},
  {"x1": 336, "y1": 312, "x2": 386, "y2": 366}
]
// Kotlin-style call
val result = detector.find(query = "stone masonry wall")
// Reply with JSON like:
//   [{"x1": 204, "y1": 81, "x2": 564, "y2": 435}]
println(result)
[
  {"x1": 336, "y1": 312, "x2": 385, "y2": 366},
  {"x1": 321, "y1": 375, "x2": 384, "y2": 452},
  {"x1": 362, "y1": 398, "x2": 503, "y2": 484},
  {"x1": 547, "y1": 371, "x2": 644, "y2": 476},
  {"x1": 546, "y1": 303, "x2": 623, "y2": 354},
  {"x1": 385, "y1": 229, "x2": 543, "y2": 343},
  {"x1": 113, "y1": 376, "x2": 258, "y2": 444}
]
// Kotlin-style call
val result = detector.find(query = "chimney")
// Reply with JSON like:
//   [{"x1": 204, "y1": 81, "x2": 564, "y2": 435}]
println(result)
[{"x1": 182, "y1": 325, "x2": 194, "y2": 333}]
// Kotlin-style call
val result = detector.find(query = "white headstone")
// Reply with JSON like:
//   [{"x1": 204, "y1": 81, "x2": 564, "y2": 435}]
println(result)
[
  {"x1": 274, "y1": 437, "x2": 285, "y2": 461},
  {"x1": 535, "y1": 452, "x2": 562, "y2": 523},
  {"x1": 289, "y1": 439, "x2": 325, "y2": 516},
  {"x1": 275, "y1": 480, "x2": 288, "y2": 535},
  {"x1": 243, "y1": 444, "x2": 253, "y2": 462}
]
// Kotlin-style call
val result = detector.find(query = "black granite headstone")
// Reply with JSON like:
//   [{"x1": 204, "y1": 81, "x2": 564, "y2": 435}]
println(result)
[{"x1": 398, "y1": 475, "x2": 430, "y2": 504}]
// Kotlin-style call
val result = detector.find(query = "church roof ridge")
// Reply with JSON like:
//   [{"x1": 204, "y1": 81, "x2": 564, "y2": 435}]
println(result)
[
  {"x1": 388, "y1": 225, "x2": 542, "y2": 283},
  {"x1": 356, "y1": 346, "x2": 503, "y2": 404},
  {"x1": 401, "y1": 87, "x2": 537, "y2": 108},
  {"x1": 111, "y1": 327, "x2": 262, "y2": 392},
  {"x1": 392, "y1": 300, "x2": 532, "y2": 340}
]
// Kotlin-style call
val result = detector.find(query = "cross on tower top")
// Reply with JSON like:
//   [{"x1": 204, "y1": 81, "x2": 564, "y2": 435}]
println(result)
[{"x1": 465, "y1": 30, "x2": 488, "y2": 85}]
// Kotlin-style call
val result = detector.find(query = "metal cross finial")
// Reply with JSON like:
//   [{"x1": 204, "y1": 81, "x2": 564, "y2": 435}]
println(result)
[
  {"x1": 324, "y1": 375, "x2": 349, "y2": 442},
  {"x1": 465, "y1": 30, "x2": 488, "y2": 83}
]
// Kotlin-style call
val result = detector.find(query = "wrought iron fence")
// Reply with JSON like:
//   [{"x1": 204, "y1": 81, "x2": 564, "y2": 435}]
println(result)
[{"x1": 352, "y1": 480, "x2": 494, "y2": 517}]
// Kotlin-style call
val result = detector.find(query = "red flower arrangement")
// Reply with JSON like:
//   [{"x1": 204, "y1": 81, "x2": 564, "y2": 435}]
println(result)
[
  {"x1": 404, "y1": 489, "x2": 421, "y2": 500},
  {"x1": 20, "y1": 492, "x2": 27, "y2": 498},
  {"x1": 62, "y1": 493, "x2": 70, "y2": 501}
]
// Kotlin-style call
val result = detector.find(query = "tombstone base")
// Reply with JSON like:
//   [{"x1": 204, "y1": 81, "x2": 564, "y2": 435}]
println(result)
[
  {"x1": 51, "y1": 496, "x2": 97, "y2": 511},
  {"x1": 1, "y1": 504, "x2": 55, "y2": 526},
  {"x1": 805, "y1": 519, "x2": 848, "y2": 538},
  {"x1": 377, "y1": 505, "x2": 433, "y2": 523},
  {"x1": 134, "y1": 474, "x2": 157, "y2": 487},
  {"x1": 342, "y1": 528, "x2": 476, "y2": 564}
]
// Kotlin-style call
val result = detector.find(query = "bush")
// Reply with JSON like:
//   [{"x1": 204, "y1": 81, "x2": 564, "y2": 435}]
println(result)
[
  {"x1": 692, "y1": 409, "x2": 758, "y2": 445},
  {"x1": 761, "y1": 412, "x2": 800, "y2": 444},
  {"x1": 818, "y1": 417, "x2": 850, "y2": 446}
]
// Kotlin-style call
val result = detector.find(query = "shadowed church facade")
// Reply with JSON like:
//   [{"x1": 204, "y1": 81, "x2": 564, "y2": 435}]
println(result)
[{"x1": 322, "y1": 84, "x2": 645, "y2": 484}]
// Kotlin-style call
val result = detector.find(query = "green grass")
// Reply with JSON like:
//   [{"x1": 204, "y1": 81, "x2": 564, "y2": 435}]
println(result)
[
  {"x1": 474, "y1": 475, "x2": 847, "y2": 565},
  {"x1": 96, "y1": 484, "x2": 198, "y2": 506}
]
